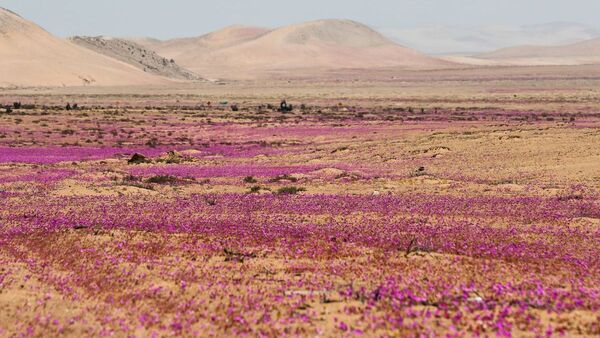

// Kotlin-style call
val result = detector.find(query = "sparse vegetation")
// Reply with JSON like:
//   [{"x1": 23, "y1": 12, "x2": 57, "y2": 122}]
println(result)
[
  {"x1": 1, "y1": 80, "x2": 599, "y2": 337},
  {"x1": 270, "y1": 174, "x2": 299, "y2": 183},
  {"x1": 278, "y1": 100, "x2": 294, "y2": 112},
  {"x1": 248, "y1": 185, "x2": 262, "y2": 193},
  {"x1": 243, "y1": 176, "x2": 258, "y2": 183},
  {"x1": 275, "y1": 186, "x2": 306, "y2": 195},
  {"x1": 146, "y1": 175, "x2": 179, "y2": 184}
]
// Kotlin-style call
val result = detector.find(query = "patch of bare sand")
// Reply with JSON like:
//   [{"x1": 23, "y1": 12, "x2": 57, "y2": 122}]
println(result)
[
  {"x1": 0, "y1": 253, "x2": 98, "y2": 336},
  {"x1": 53, "y1": 179, "x2": 157, "y2": 196}
]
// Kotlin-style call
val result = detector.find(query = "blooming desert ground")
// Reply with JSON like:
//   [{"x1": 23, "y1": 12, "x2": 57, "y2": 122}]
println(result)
[{"x1": 0, "y1": 80, "x2": 599, "y2": 337}]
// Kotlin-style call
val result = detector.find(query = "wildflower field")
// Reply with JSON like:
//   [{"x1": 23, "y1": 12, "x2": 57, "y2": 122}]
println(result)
[{"x1": 0, "y1": 92, "x2": 599, "y2": 337}]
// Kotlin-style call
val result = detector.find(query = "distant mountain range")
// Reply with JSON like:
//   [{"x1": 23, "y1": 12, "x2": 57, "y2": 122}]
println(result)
[
  {"x1": 3, "y1": 6, "x2": 600, "y2": 87},
  {"x1": 441, "y1": 37, "x2": 600, "y2": 66},
  {"x1": 480, "y1": 37, "x2": 600, "y2": 59},
  {"x1": 384, "y1": 22, "x2": 600, "y2": 55},
  {"x1": 0, "y1": 7, "x2": 453, "y2": 86},
  {"x1": 136, "y1": 20, "x2": 452, "y2": 79}
]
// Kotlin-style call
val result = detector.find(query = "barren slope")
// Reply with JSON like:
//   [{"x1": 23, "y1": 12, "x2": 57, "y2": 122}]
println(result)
[
  {"x1": 148, "y1": 20, "x2": 453, "y2": 79},
  {"x1": 0, "y1": 8, "x2": 170, "y2": 87},
  {"x1": 143, "y1": 25, "x2": 271, "y2": 63},
  {"x1": 69, "y1": 36, "x2": 203, "y2": 81}
]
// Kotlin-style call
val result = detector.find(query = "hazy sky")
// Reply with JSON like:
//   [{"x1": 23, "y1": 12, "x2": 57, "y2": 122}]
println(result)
[{"x1": 2, "y1": 0, "x2": 600, "y2": 53}]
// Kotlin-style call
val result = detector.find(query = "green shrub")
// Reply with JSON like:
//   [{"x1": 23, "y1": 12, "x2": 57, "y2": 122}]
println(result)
[
  {"x1": 147, "y1": 175, "x2": 178, "y2": 184},
  {"x1": 244, "y1": 176, "x2": 258, "y2": 183},
  {"x1": 248, "y1": 185, "x2": 261, "y2": 193},
  {"x1": 275, "y1": 186, "x2": 305, "y2": 195}
]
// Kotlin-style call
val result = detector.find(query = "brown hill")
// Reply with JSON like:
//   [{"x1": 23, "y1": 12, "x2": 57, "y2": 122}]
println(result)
[
  {"x1": 0, "y1": 8, "x2": 170, "y2": 87},
  {"x1": 69, "y1": 36, "x2": 203, "y2": 81},
  {"x1": 143, "y1": 20, "x2": 453, "y2": 79},
  {"x1": 144, "y1": 25, "x2": 271, "y2": 63}
]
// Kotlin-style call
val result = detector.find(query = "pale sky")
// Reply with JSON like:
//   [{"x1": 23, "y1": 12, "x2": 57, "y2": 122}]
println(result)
[{"x1": 2, "y1": 0, "x2": 600, "y2": 53}]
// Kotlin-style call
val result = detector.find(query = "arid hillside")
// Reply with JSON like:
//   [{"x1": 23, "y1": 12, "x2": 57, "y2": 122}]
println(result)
[
  {"x1": 69, "y1": 36, "x2": 203, "y2": 81},
  {"x1": 140, "y1": 20, "x2": 454, "y2": 79},
  {"x1": 0, "y1": 8, "x2": 170, "y2": 87}
]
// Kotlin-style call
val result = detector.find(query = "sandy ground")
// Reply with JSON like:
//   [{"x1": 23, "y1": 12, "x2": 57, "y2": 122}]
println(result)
[{"x1": 0, "y1": 74, "x2": 599, "y2": 336}]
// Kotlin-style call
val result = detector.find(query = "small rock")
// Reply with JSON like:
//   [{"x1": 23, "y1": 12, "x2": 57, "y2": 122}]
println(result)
[{"x1": 128, "y1": 153, "x2": 151, "y2": 164}]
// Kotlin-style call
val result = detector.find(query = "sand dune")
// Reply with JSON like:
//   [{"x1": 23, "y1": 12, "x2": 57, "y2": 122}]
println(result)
[
  {"x1": 0, "y1": 8, "x2": 169, "y2": 87},
  {"x1": 144, "y1": 20, "x2": 453, "y2": 79}
]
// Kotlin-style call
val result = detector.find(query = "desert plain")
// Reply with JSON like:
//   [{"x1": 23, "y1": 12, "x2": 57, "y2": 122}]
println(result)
[
  {"x1": 0, "y1": 72, "x2": 599, "y2": 337},
  {"x1": 1, "y1": 5, "x2": 600, "y2": 338}
]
